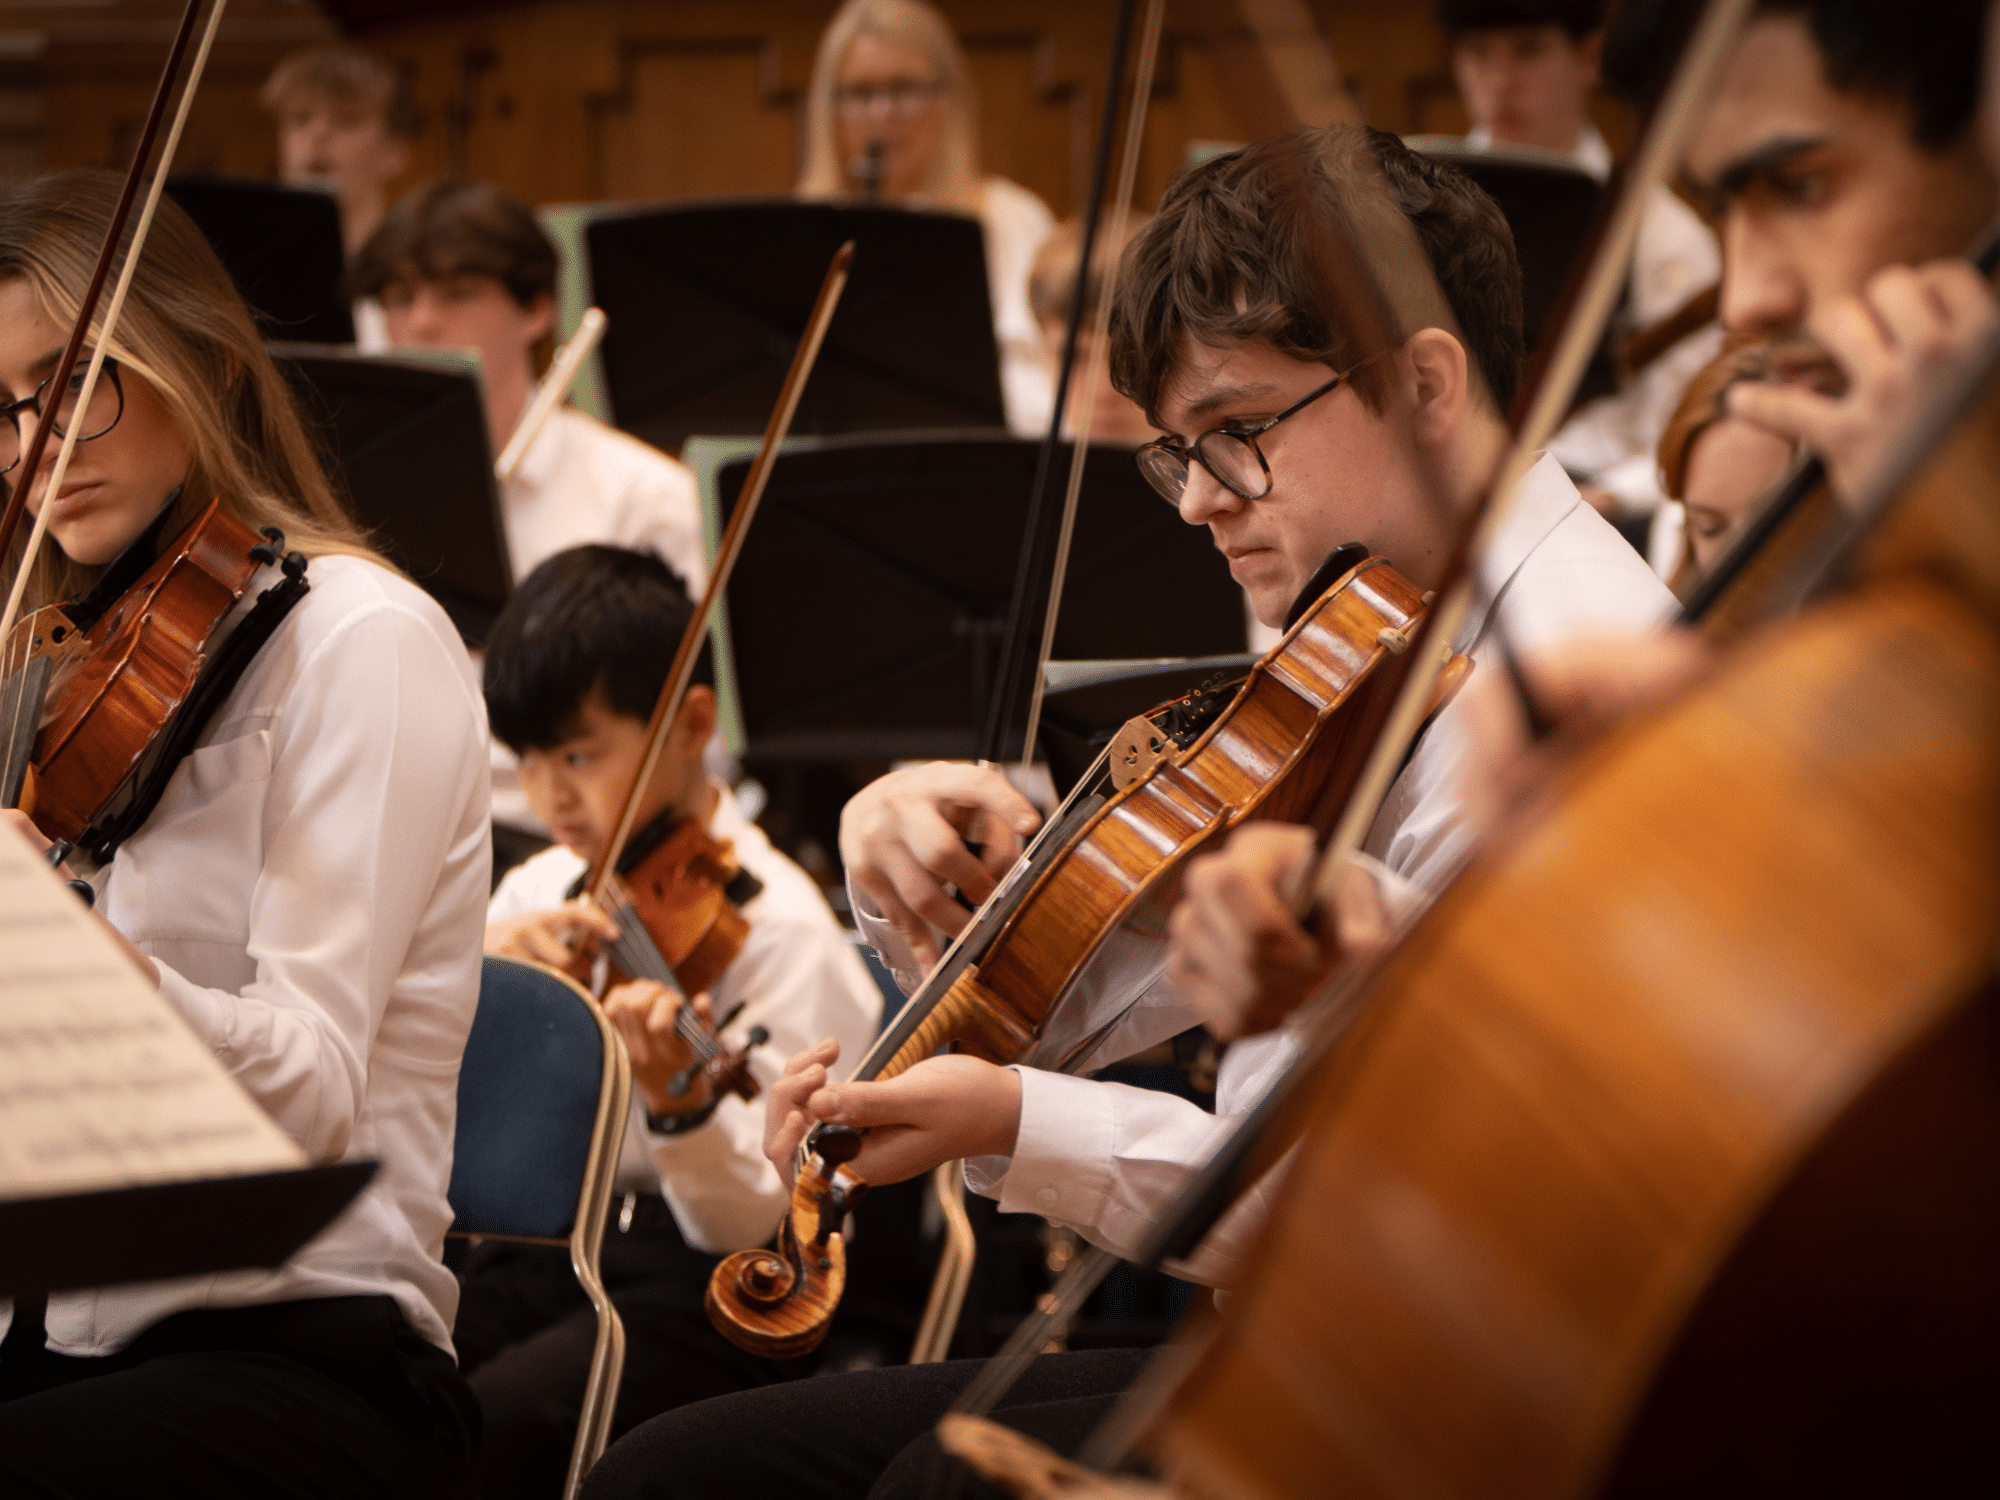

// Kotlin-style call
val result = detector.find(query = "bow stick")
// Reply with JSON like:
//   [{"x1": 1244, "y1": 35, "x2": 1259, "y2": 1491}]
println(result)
[
  {"x1": 582, "y1": 244, "x2": 852, "y2": 905},
  {"x1": 493, "y1": 306, "x2": 607, "y2": 483}
]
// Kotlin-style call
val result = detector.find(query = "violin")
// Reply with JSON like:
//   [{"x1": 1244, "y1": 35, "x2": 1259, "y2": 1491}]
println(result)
[
  {"x1": 3, "y1": 496, "x2": 308, "y2": 861},
  {"x1": 704, "y1": 552, "x2": 1471, "y2": 1358},
  {"x1": 566, "y1": 805, "x2": 769, "y2": 1108}
]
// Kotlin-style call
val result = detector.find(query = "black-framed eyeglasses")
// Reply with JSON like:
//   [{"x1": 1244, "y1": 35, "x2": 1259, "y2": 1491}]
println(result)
[
  {"x1": 1134, "y1": 368, "x2": 1352, "y2": 506},
  {"x1": 0, "y1": 358, "x2": 126, "y2": 476}
]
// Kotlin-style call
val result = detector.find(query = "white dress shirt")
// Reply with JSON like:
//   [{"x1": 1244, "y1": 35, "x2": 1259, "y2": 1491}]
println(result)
[
  {"x1": 1466, "y1": 124, "x2": 1724, "y2": 517},
  {"x1": 0, "y1": 556, "x2": 493, "y2": 1358},
  {"x1": 979, "y1": 176, "x2": 1058, "y2": 438},
  {"x1": 854, "y1": 453, "x2": 1676, "y2": 1283},
  {"x1": 501, "y1": 403, "x2": 705, "y2": 592},
  {"x1": 487, "y1": 781, "x2": 880, "y2": 1254}
]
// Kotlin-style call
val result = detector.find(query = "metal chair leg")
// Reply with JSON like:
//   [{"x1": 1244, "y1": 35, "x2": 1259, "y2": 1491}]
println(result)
[{"x1": 909, "y1": 1158, "x2": 978, "y2": 1364}]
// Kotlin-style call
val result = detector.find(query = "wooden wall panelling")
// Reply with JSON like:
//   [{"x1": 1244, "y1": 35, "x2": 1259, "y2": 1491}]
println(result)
[
  {"x1": 19, "y1": 0, "x2": 334, "y2": 179},
  {"x1": 15, "y1": 2, "x2": 1638, "y2": 231}
]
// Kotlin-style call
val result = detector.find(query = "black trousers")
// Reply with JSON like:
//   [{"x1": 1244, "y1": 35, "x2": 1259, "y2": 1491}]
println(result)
[
  {"x1": 579, "y1": 1346, "x2": 1150, "y2": 1500},
  {"x1": 0, "y1": 1294, "x2": 480, "y2": 1500},
  {"x1": 454, "y1": 1193, "x2": 814, "y2": 1500}
]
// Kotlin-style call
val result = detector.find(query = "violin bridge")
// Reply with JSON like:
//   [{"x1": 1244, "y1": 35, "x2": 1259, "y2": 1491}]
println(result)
[{"x1": 1110, "y1": 715, "x2": 1175, "y2": 793}]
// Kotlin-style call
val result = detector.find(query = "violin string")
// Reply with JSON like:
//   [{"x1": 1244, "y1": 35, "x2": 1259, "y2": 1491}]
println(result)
[{"x1": 599, "y1": 884, "x2": 723, "y2": 1062}]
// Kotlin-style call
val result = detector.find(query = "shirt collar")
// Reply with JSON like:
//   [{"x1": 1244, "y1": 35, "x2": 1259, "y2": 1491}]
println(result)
[{"x1": 1454, "y1": 450, "x2": 1584, "y2": 654}]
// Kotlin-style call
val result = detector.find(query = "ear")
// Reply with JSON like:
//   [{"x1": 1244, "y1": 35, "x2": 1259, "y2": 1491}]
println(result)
[
  {"x1": 675, "y1": 683, "x2": 719, "y2": 757},
  {"x1": 520, "y1": 291, "x2": 557, "y2": 348},
  {"x1": 1403, "y1": 327, "x2": 1471, "y2": 449}
]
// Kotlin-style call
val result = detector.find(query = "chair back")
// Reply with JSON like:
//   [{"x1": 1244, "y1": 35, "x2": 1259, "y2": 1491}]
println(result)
[{"x1": 450, "y1": 955, "x2": 619, "y2": 1241}]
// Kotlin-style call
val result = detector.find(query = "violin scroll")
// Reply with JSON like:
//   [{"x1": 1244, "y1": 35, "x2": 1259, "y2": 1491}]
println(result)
[{"x1": 706, "y1": 1131, "x2": 868, "y2": 1358}]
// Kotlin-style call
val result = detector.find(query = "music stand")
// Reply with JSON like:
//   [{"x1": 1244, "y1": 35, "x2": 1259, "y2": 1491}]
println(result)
[
  {"x1": 167, "y1": 175, "x2": 354, "y2": 345},
  {"x1": 0, "y1": 1161, "x2": 377, "y2": 1296},
  {"x1": 1403, "y1": 139, "x2": 1608, "y2": 396},
  {"x1": 711, "y1": 431, "x2": 1249, "y2": 766},
  {"x1": 586, "y1": 199, "x2": 1004, "y2": 452},
  {"x1": 271, "y1": 344, "x2": 513, "y2": 645}
]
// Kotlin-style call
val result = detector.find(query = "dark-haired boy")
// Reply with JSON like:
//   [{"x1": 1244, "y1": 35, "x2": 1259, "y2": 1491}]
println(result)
[
  {"x1": 349, "y1": 179, "x2": 705, "y2": 595},
  {"x1": 465, "y1": 545, "x2": 880, "y2": 1500},
  {"x1": 1183, "y1": 0, "x2": 2000, "y2": 1041},
  {"x1": 577, "y1": 123, "x2": 1673, "y2": 1500},
  {"x1": 351, "y1": 180, "x2": 708, "y2": 850}
]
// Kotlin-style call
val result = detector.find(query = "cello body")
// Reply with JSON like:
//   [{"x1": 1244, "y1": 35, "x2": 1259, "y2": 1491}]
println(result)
[{"x1": 1146, "y1": 537, "x2": 2000, "y2": 1490}]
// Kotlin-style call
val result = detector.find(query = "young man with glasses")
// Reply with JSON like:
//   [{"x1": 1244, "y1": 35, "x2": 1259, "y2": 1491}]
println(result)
[{"x1": 577, "y1": 123, "x2": 1671, "y2": 1500}]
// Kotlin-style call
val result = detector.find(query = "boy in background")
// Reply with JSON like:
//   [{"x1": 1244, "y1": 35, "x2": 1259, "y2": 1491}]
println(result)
[{"x1": 471, "y1": 545, "x2": 881, "y2": 1500}]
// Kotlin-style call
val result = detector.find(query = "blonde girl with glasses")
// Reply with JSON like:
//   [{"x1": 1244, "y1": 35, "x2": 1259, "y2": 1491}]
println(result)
[
  {"x1": 0, "y1": 169, "x2": 488, "y2": 1499},
  {"x1": 797, "y1": 0, "x2": 1057, "y2": 435}
]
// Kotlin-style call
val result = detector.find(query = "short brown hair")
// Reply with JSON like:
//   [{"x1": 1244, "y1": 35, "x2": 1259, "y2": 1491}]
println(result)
[
  {"x1": 261, "y1": 43, "x2": 414, "y2": 138},
  {"x1": 1109, "y1": 125, "x2": 1524, "y2": 422},
  {"x1": 347, "y1": 178, "x2": 558, "y2": 310}
]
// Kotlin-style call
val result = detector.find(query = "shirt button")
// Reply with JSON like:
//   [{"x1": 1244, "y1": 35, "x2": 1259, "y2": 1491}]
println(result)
[{"x1": 1035, "y1": 1186, "x2": 1059, "y2": 1210}]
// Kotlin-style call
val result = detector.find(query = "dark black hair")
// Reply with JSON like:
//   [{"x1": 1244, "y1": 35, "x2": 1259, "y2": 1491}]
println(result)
[
  {"x1": 1756, "y1": 0, "x2": 1988, "y2": 149},
  {"x1": 1606, "y1": 0, "x2": 1987, "y2": 145},
  {"x1": 1436, "y1": 0, "x2": 1606, "y2": 38},
  {"x1": 483, "y1": 545, "x2": 713, "y2": 753}
]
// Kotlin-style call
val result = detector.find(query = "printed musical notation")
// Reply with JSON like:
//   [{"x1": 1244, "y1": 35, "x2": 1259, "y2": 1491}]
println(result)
[{"x1": 0, "y1": 827, "x2": 302, "y2": 1200}]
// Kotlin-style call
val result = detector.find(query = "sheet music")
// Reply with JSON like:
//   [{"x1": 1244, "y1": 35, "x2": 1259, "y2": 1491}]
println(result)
[{"x1": 0, "y1": 825, "x2": 303, "y2": 1200}]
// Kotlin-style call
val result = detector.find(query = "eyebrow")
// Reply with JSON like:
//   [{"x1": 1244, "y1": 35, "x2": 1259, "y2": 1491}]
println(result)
[
  {"x1": 1696, "y1": 133, "x2": 1833, "y2": 211},
  {"x1": 1175, "y1": 381, "x2": 1284, "y2": 431}
]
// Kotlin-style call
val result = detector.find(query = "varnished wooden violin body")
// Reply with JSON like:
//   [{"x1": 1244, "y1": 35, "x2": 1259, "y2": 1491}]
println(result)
[
  {"x1": 3, "y1": 497, "x2": 303, "y2": 858},
  {"x1": 707, "y1": 553, "x2": 1468, "y2": 1357},
  {"x1": 588, "y1": 811, "x2": 767, "y2": 1107}
]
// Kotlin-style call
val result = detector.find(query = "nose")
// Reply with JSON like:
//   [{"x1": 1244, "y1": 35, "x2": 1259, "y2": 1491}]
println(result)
[
  {"x1": 1718, "y1": 214, "x2": 1805, "y2": 339},
  {"x1": 398, "y1": 288, "x2": 448, "y2": 344},
  {"x1": 1176, "y1": 460, "x2": 1243, "y2": 528}
]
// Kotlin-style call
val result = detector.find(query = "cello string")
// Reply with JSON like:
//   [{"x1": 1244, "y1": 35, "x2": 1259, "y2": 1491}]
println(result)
[
  {"x1": 1015, "y1": 0, "x2": 1168, "y2": 775},
  {"x1": 0, "y1": 0, "x2": 230, "y2": 649}
]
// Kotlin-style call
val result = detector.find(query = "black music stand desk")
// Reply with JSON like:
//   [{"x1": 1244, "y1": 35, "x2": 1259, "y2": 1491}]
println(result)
[
  {"x1": 1, "y1": 1161, "x2": 376, "y2": 1297},
  {"x1": 586, "y1": 199, "x2": 1004, "y2": 452},
  {"x1": 168, "y1": 175, "x2": 354, "y2": 345},
  {"x1": 272, "y1": 345, "x2": 514, "y2": 646},
  {"x1": 709, "y1": 431, "x2": 1250, "y2": 767}
]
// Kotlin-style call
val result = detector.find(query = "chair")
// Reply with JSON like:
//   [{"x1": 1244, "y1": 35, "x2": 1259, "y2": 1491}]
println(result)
[
  {"x1": 448, "y1": 956, "x2": 633, "y2": 1500},
  {"x1": 851, "y1": 939, "x2": 978, "y2": 1365}
]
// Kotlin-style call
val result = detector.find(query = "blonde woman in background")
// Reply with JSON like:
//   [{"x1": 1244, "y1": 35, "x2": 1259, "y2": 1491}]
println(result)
[{"x1": 798, "y1": 0, "x2": 1055, "y2": 434}]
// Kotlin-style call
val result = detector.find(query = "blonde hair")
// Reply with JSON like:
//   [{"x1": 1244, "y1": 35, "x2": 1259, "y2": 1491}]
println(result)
[
  {"x1": 0, "y1": 170, "x2": 386, "y2": 609},
  {"x1": 796, "y1": 0, "x2": 982, "y2": 212}
]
